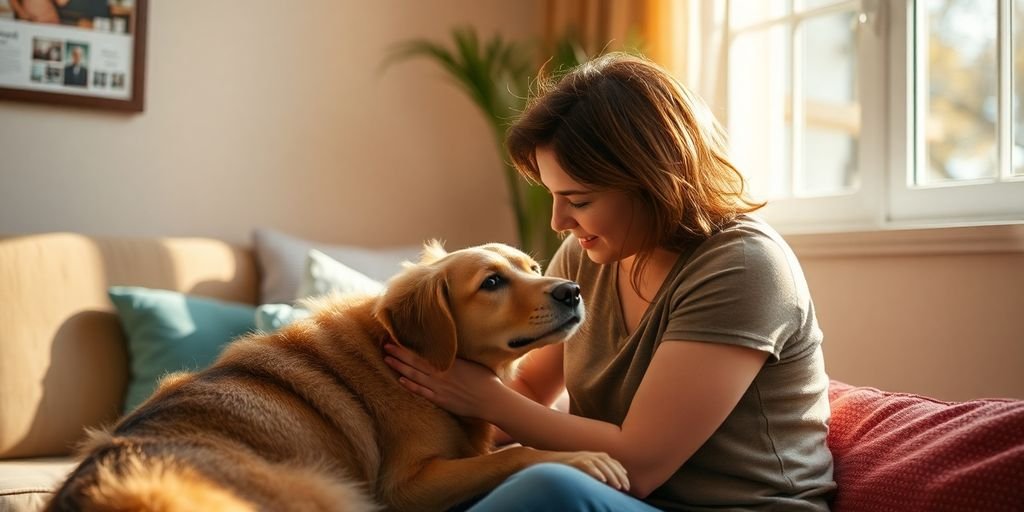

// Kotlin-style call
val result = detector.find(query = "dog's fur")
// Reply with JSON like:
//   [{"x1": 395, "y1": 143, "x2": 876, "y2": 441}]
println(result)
[{"x1": 46, "y1": 241, "x2": 592, "y2": 512}]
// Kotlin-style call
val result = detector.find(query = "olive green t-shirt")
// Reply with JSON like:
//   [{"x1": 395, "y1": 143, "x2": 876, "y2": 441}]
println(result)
[{"x1": 547, "y1": 215, "x2": 835, "y2": 511}]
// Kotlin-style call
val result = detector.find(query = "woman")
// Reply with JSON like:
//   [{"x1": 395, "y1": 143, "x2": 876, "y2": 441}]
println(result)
[{"x1": 385, "y1": 53, "x2": 835, "y2": 511}]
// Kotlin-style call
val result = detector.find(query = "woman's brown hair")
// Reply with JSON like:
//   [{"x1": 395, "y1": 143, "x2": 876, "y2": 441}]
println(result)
[{"x1": 506, "y1": 52, "x2": 764, "y2": 299}]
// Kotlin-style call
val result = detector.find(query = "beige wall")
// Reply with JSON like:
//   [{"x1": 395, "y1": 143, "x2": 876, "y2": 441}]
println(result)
[
  {"x1": 788, "y1": 225, "x2": 1024, "y2": 401},
  {"x1": 2, "y1": 1, "x2": 1020, "y2": 402},
  {"x1": 0, "y1": 0, "x2": 539, "y2": 248}
]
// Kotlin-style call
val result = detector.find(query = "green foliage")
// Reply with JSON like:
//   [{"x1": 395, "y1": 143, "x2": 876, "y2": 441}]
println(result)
[{"x1": 382, "y1": 27, "x2": 590, "y2": 262}]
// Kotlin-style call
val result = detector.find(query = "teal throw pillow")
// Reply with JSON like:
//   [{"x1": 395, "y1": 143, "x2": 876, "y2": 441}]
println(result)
[{"x1": 109, "y1": 286, "x2": 256, "y2": 414}]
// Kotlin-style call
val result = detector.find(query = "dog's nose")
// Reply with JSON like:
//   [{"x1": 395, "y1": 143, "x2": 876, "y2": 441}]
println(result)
[{"x1": 551, "y1": 282, "x2": 581, "y2": 307}]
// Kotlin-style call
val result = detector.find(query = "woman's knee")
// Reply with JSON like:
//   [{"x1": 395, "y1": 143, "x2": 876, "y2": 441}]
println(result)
[
  {"x1": 485, "y1": 463, "x2": 601, "y2": 509},
  {"x1": 506, "y1": 462, "x2": 594, "y2": 493},
  {"x1": 467, "y1": 462, "x2": 655, "y2": 512}
]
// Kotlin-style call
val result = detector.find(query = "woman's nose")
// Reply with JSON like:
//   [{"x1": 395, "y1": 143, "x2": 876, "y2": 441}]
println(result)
[{"x1": 550, "y1": 202, "x2": 577, "y2": 232}]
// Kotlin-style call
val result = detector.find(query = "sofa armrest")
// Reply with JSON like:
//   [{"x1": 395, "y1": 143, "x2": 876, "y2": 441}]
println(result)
[{"x1": 0, "y1": 233, "x2": 258, "y2": 460}]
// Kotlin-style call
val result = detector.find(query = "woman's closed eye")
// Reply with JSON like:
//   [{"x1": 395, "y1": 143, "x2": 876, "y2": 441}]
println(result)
[{"x1": 568, "y1": 200, "x2": 590, "y2": 209}]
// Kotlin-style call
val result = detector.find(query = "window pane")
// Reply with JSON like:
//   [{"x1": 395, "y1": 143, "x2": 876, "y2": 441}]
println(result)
[
  {"x1": 728, "y1": 26, "x2": 791, "y2": 200},
  {"x1": 798, "y1": 0, "x2": 844, "y2": 11},
  {"x1": 730, "y1": 0, "x2": 789, "y2": 30},
  {"x1": 799, "y1": 11, "x2": 859, "y2": 196},
  {"x1": 919, "y1": 0, "x2": 998, "y2": 185},
  {"x1": 1014, "y1": 0, "x2": 1024, "y2": 176}
]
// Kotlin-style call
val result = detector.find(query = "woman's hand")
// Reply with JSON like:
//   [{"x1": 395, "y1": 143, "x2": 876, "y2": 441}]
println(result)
[
  {"x1": 383, "y1": 343, "x2": 506, "y2": 420},
  {"x1": 552, "y1": 451, "x2": 631, "y2": 492}
]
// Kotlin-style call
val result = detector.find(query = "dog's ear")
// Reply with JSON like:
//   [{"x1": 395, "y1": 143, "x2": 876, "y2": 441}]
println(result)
[
  {"x1": 374, "y1": 263, "x2": 457, "y2": 371},
  {"x1": 419, "y1": 239, "x2": 448, "y2": 265}
]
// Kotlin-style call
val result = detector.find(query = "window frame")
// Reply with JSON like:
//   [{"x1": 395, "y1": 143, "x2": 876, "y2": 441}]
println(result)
[
  {"x1": 888, "y1": 0, "x2": 1024, "y2": 225},
  {"x1": 723, "y1": 0, "x2": 1024, "y2": 234}
]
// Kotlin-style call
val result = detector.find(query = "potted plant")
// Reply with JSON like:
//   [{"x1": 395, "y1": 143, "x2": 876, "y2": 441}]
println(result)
[{"x1": 382, "y1": 27, "x2": 589, "y2": 261}]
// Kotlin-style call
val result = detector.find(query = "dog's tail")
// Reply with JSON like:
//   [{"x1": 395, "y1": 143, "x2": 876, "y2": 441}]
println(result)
[
  {"x1": 45, "y1": 430, "x2": 254, "y2": 512},
  {"x1": 46, "y1": 457, "x2": 255, "y2": 512},
  {"x1": 46, "y1": 431, "x2": 379, "y2": 512},
  {"x1": 92, "y1": 459, "x2": 253, "y2": 512}
]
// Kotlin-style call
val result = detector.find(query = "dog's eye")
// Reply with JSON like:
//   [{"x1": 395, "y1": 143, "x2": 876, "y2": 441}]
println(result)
[
  {"x1": 531, "y1": 264, "x2": 542, "y2": 275},
  {"x1": 480, "y1": 274, "x2": 505, "y2": 291}
]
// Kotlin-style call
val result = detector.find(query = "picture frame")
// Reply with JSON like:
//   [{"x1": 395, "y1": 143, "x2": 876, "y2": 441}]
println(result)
[{"x1": 0, "y1": 0, "x2": 147, "y2": 112}]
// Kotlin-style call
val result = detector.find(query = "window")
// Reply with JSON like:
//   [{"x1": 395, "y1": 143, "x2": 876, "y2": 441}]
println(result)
[{"x1": 725, "y1": 0, "x2": 1024, "y2": 232}]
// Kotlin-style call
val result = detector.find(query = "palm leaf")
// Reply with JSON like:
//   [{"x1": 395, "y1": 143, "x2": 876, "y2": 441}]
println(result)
[{"x1": 383, "y1": 26, "x2": 597, "y2": 259}]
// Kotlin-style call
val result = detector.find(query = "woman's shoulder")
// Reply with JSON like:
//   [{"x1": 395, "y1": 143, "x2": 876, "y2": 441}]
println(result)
[
  {"x1": 673, "y1": 214, "x2": 808, "y2": 302},
  {"x1": 709, "y1": 214, "x2": 787, "y2": 246},
  {"x1": 691, "y1": 214, "x2": 798, "y2": 269}
]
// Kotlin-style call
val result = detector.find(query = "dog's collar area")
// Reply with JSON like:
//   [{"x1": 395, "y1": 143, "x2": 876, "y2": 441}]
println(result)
[
  {"x1": 378, "y1": 331, "x2": 399, "y2": 349},
  {"x1": 508, "y1": 315, "x2": 581, "y2": 349}
]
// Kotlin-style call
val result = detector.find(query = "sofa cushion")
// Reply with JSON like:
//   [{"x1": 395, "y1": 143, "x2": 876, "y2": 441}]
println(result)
[
  {"x1": 110, "y1": 287, "x2": 257, "y2": 414},
  {"x1": 296, "y1": 249, "x2": 386, "y2": 300},
  {"x1": 827, "y1": 380, "x2": 1024, "y2": 511},
  {"x1": 254, "y1": 249, "x2": 386, "y2": 332},
  {"x1": 0, "y1": 234, "x2": 258, "y2": 459},
  {"x1": 254, "y1": 228, "x2": 418, "y2": 304},
  {"x1": 0, "y1": 457, "x2": 76, "y2": 512}
]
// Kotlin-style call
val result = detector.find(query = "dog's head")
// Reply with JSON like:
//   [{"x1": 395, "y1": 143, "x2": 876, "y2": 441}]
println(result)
[{"x1": 373, "y1": 240, "x2": 584, "y2": 378}]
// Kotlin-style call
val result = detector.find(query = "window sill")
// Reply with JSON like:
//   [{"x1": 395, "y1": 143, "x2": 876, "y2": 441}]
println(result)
[{"x1": 782, "y1": 222, "x2": 1024, "y2": 258}]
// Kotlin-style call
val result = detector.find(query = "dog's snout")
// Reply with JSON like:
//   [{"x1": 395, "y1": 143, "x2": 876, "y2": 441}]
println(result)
[{"x1": 551, "y1": 282, "x2": 581, "y2": 307}]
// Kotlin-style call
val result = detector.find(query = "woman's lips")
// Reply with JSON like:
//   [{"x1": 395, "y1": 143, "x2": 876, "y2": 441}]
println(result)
[{"x1": 578, "y1": 235, "x2": 598, "y2": 248}]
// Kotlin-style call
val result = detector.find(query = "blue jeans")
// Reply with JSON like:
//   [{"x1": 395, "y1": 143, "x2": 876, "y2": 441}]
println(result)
[{"x1": 459, "y1": 462, "x2": 662, "y2": 512}]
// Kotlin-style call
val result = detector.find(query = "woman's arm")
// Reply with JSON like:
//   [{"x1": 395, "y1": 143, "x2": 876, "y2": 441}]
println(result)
[
  {"x1": 492, "y1": 342, "x2": 565, "y2": 444},
  {"x1": 386, "y1": 339, "x2": 768, "y2": 498},
  {"x1": 506, "y1": 342, "x2": 565, "y2": 406}
]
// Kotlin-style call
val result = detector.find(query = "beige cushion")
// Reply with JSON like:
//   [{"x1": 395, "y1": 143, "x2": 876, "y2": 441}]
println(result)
[
  {"x1": 0, "y1": 457, "x2": 77, "y2": 512},
  {"x1": 0, "y1": 233, "x2": 258, "y2": 459}
]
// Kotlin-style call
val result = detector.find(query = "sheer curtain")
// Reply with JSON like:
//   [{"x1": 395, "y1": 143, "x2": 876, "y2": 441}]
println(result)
[{"x1": 542, "y1": 0, "x2": 729, "y2": 119}]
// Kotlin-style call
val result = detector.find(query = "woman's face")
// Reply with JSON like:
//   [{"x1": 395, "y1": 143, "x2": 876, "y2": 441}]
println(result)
[{"x1": 536, "y1": 147, "x2": 648, "y2": 265}]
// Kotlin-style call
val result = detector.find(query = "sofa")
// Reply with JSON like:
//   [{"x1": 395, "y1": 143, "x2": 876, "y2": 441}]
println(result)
[{"x1": 1, "y1": 232, "x2": 1022, "y2": 511}]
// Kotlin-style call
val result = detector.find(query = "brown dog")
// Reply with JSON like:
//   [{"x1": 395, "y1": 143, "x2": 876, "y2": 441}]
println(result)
[{"x1": 46, "y1": 241, "x2": 614, "y2": 512}]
